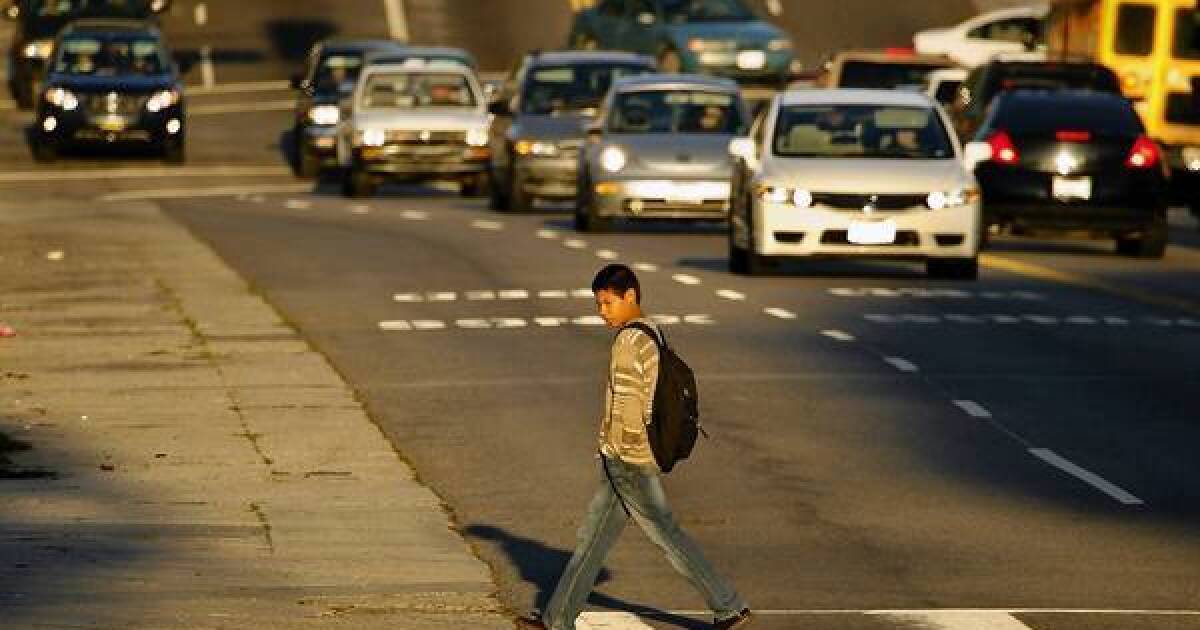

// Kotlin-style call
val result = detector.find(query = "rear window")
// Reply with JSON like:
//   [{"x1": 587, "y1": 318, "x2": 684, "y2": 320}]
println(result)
[
  {"x1": 839, "y1": 61, "x2": 946, "y2": 90},
  {"x1": 995, "y1": 66, "x2": 1121, "y2": 94},
  {"x1": 993, "y1": 96, "x2": 1142, "y2": 135},
  {"x1": 1114, "y1": 3, "x2": 1156, "y2": 56},
  {"x1": 1174, "y1": 9, "x2": 1200, "y2": 60}
]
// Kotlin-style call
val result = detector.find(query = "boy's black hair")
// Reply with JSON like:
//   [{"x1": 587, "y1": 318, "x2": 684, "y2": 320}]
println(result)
[{"x1": 592, "y1": 264, "x2": 641, "y2": 304}]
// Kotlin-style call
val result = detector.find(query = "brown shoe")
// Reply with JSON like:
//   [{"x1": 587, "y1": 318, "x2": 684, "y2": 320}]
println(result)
[
  {"x1": 713, "y1": 608, "x2": 753, "y2": 629},
  {"x1": 515, "y1": 615, "x2": 548, "y2": 629}
]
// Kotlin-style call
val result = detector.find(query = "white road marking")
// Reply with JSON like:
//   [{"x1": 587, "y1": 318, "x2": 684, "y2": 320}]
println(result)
[
  {"x1": 498, "y1": 289, "x2": 529, "y2": 300},
  {"x1": 873, "y1": 610, "x2": 1034, "y2": 630},
  {"x1": 383, "y1": 0, "x2": 410, "y2": 41},
  {"x1": 536, "y1": 229, "x2": 561, "y2": 240},
  {"x1": 1103, "y1": 316, "x2": 1130, "y2": 325},
  {"x1": 571, "y1": 288, "x2": 595, "y2": 298},
  {"x1": 596, "y1": 249, "x2": 619, "y2": 260},
  {"x1": 884, "y1": 357, "x2": 920, "y2": 373},
  {"x1": 493, "y1": 318, "x2": 528, "y2": 329},
  {"x1": 194, "y1": 2, "x2": 208, "y2": 26},
  {"x1": 465, "y1": 290, "x2": 496, "y2": 301},
  {"x1": 821, "y1": 330, "x2": 856, "y2": 342},
  {"x1": 284, "y1": 199, "x2": 312, "y2": 210},
  {"x1": 864, "y1": 314, "x2": 897, "y2": 323},
  {"x1": 393, "y1": 293, "x2": 423, "y2": 303},
  {"x1": 764, "y1": 307, "x2": 797, "y2": 319},
  {"x1": 899, "y1": 314, "x2": 940, "y2": 324},
  {"x1": 455, "y1": 318, "x2": 491, "y2": 329},
  {"x1": 1143, "y1": 316, "x2": 1175, "y2": 326},
  {"x1": 427, "y1": 291, "x2": 457, "y2": 302},
  {"x1": 1024, "y1": 315, "x2": 1059, "y2": 325},
  {"x1": 953, "y1": 400, "x2": 993, "y2": 418},
  {"x1": 573, "y1": 315, "x2": 607, "y2": 326},
  {"x1": 1180, "y1": 318, "x2": 1200, "y2": 327},
  {"x1": 538, "y1": 289, "x2": 569, "y2": 299},
  {"x1": 830, "y1": 288, "x2": 1039, "y2": 300},
  {"x1": 578, "y1": 611, "x2": 655, "y2": 630},
  {"x1": 1065, "y1": 315, "x2": 1098, "y2": 325},
  {"x1": 1029, "y1": 448, "x2": 1145, "y2": 505},
  {"x1": 945, "y1": 314, "x2": 986, "y2": 324},
  {"x1": 563, "y1": 238, "x2": 588, "y2": 249},
  {"x1": 378, "y1": 320, "x2": 412, "y2": 331},
  {"x1": 633, "y1": 262, "x2": 659, "y2": 272},
  {"x1": 535, "y1": 316, "x2": 569, "y2": 327},
  {"x1": 98, "y1": 183, "x2": 310, "y2": 202},
  {"x1": 0, "y1": 165, "x2": 290, "y2": 183},
  {"x1": 716, "y1": 289, "x2": 745, "y2": 301},
  {"x1": 411, "y1": 320, "x2": 446, "y2": 330},
  {"x1": 349, "y1": 204, "x2": 371, "y2": 214},
  {"x1": 683, "y1": 314, "x2": 715, "y2": 325},
  {"x1": 990, "y1": 314, "x2": 1022, "y2": 324},
  {"x1": 200, "y1": 45, "x2": 216, "y2": 90},
  {"x1": 672, "y1": 273, "x2": 701, "y2": 285},
  {"x1": 651, "y1": 314, "x2": 681, "y2": 325},
  {"x1": 471, "y1": 219, "x2": 504, "y2": 231},
  {"x1": 400, "y1": 210, "x2": 429, "y2": 220}
]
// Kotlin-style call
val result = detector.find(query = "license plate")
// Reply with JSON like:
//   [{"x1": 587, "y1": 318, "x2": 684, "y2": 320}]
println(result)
[
  {"x1": 96, "y1": 116, "x2": 127, "y2": 132},
  {"x1": 1052, "y1": 176, "x2": 1091, "y2": 200},
  {"x1": 847, "y1": 220, "x2": 897, "y2": 245},
  {"x1": 736, "y1": 50, "x2": 766, "y2": 70}
]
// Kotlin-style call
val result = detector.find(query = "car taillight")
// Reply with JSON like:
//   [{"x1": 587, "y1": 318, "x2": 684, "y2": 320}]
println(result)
[
  {"x1": 1125, "y1": 135, "x2": 1160, "y2": 169},
  {"x1": 1055, "y1": 130, "x2": 1091, "y2": 143},
  {"x1": 987, "y1": 130, "x2": 1019, "y2": 165}
]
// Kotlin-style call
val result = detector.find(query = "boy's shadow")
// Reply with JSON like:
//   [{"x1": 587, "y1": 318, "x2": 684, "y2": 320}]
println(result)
[{"x1": 465, "y1": 524, "x2": 710, "y2": 630}]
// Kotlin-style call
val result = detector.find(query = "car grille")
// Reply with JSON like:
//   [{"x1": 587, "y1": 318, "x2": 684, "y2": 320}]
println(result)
[
  {"x1": 384, "y1": 130, "x2": 466, "y2": 145},
  {"x1": 83, "y1": 92, "x2": 149, "y2": 116},
  {"x1": 813, "y1": 193, "x2": 928, "y2": 211},
  {"x1": 820, "y1": 230, "x2": 920, "y2": 246},
  {"x1": 1165, "y1": 79, "x2": 1200, "y2": 124}
]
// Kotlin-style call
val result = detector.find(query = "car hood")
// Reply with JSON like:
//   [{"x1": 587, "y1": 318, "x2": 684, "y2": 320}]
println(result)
[
  {"x1": 667, "y1": 20, "x2": 784, "y2": 45},
  {"x1": 511, "y1": 113, "x2": 593, "y2": 143},
  {"x1": 762, "y1": 158, "x2": 970, "y2": 193},
  {"x1": 351, "y1": 108, "x2": 488, "y2": 131},
  {"x1": 48, "y1": 74, "x2": 177, "y2": 94},
  {"x1": 607, "y1": 133, "x2": 735, "y2": 175}
]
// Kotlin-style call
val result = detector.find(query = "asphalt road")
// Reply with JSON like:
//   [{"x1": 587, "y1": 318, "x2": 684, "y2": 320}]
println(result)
[{"x1": 2, "y1": 2, "x2": 1199, "y2": 630}]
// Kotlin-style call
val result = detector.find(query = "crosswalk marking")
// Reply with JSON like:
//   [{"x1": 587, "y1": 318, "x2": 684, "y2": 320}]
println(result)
[
  {"x1": 410, "y1": 320, "x2": 446, "y2": 330},
  {"x1": 538, "y1": 289, "x2": 569, "y2": 299},
  {"x1": 873, "y1": 611, "x2": 1034, "y2": 630},
  {"x1": 378, "y1": 314, "x2": 717, "y2": 331},
  {"x1": 394, "y1": 289, "x2": 596, "y2": 303}
]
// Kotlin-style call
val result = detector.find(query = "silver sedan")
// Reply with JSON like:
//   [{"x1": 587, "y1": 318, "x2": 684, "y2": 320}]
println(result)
[{"x1": 574, "y1": 74, "x2": 748, "y2": 232}]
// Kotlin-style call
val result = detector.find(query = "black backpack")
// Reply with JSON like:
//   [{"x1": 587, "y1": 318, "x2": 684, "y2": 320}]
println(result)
[{"x1": 620, "y1": 322, "x2": 704, "y2": 473}]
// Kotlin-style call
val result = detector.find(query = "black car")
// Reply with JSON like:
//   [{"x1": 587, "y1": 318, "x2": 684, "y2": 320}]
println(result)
[
  {"x1": 3, "y1": 0, "x2": 169, "y2": 109},
  {"x1": 487, "y1": 50, "x2": 655, "y2": 212},
  {"x1": 969, "y1": 90, "x2": 1168, "y2": 258},
  {"x1": 952, "y1": 60, "x2": 1121, "y2": 142},
  {"x1": 289, "y1": 38, "x2": 402, "y2": 178},
  {"x1": 32, "y1": 18, "x2": 185, "y2": 162}
]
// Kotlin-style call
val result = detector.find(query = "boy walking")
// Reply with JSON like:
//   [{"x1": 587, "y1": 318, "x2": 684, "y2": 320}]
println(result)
[{"x1": 520, "y1": 264, "x2": 752, "y2": 630}]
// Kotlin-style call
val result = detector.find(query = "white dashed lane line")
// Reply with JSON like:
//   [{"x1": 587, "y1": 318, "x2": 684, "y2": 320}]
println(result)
[
  {"x1": 874, "y1": 610, "x2": 1035, "y2": 630},
  {"x1": 671, "y1": 273, "x2": 701, "y2": 286},
  {"x1": 883, "y1": 357, "x2": 920, "y2": 373},
  {"x1": 563, "y1": 238, "x2": 588, "y2": 249},
  {"x1": 536, "y1": 229, "x2": 561, "y2": 240},
  {"x1": 348, "y1": 204, "x2": 371, "y2": 214},
  {"x1": 715, "y1": 289, "x2": 745, "y2": 301},
  {"x1": 393, "y1": 289, "x2": 594, "y2": 302},
  {"x1": 633, "y1": 262, "x2": 659, "y2": 272},
  {"x1": 378, "y1": 314, "x2": 716, "y2": 331},
  {"x1": 821, "y1": 330, "x2": 856, "y2": 342},
  {"x1": 1029, "y1": 448, "x2": 1145, "y2": 506},
  {"x1": 471, "y1": 219, "x2": 504, "y2": 231},
  {"x1": 284, "y1": 199, "x2": 312, "y2": 210},
  {"x1": 400, "y1": 210, "x2": 429, "y2": 220},
  {"x1": 596, "y1": 249, "x2": 619, "y2": 260},
  {"x1": 953, "y1": 400, "x2": 993, "y2": 418},
  {"x1": 763, "y1": 307, "x2": 797, "y2": 320},
  {"x1": 830, "y1": 287, "x2": 1046, "y2": 300}
]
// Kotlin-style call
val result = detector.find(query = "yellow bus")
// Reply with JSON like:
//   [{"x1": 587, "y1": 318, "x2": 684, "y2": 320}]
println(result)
[{"x1": 1047, "y1": 0, "x2": 1200, "y2": 211}]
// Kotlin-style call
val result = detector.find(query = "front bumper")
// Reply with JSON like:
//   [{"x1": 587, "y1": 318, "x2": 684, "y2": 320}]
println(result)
[
  {"x1": 515, "y1": 155, "x2": 578, "y2": 199},
  {"x1": 36, "y1": 107, "x2": 185, "y2": 146},
  {"x1": 685, "y1": 49, "x2": 792, "y2": 82},
  {"x1": 751, "y1": 201, "x2": 981, "y2": 259},
  {"x1": 355, "y1": 144, "x2": 490, "y2": 176},
  {"x1": 592, "y1": 178, "x2": 731, "y2": 221}
]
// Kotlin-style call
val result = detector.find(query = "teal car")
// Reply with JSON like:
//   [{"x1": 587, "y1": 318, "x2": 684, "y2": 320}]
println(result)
[{"x1": 568, "y1": 0, "x2": 794, "y2": 84}]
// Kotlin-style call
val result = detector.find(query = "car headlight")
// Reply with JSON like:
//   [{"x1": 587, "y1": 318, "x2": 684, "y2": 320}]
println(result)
[
  {"x1": 599, "y1": 146, "x2": 626, "y2": 173},
  {"x1": 357, "y1": 128, "x2": 386, "y2": 147},
  {"x1": 23, "y1": 39, "x2": 53, "y2": 59},
  {"x1": 515, "y1": 139, "x2": 557, "y2": 156},
  {"x1": 756, "y1": 185, "x2": 812, "y2": 207},
  {"x1": 145, "y1": 89, "x2": 181, "y2": 113},
  {"x1": 307, "y1": 104, "x2": 339, "y2": 125},
  {"x1": 926, "y1": 188, "x2": 979, "y2": 210},
  {"x1": 466, "y1": 128, "x2": 489, "y2": 147},
  {"x1": 44, "y1": 87, "x2": 78, "y2": 111},
  {"x1": 688, "y1": 38, "x2": 735, "y2": 52},
  {"x1": 768, "y1": 38, "x2": 793, "y2": 52}
]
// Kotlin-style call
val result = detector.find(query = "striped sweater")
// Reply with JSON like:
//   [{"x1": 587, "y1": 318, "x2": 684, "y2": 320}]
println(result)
[{"x1": 599, "y1": 319, "x2": 661, "y2": 471}]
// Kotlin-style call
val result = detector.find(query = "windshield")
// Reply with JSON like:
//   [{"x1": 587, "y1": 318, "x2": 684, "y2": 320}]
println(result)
[
  {"x1": 360, "y1": 72, "x2": 477, "y2": 109},
  {"x1": 314, "y1": 53, "x2": 363, "y2": 91},
  {"x1": 773, "y1": 104, "x2": 954, "y2": 159},
  {"x1": 1174, "y1": 9, "x2": 1200, "y2": 60},
  {"x1": 839, "y1": 61, "x2": 947, "y2": 89},
  {"x1": 521, "y1": 63, "x2": 649, "y2": 115},
  {"x1": 29, "y1": 0, "x2": 153, "y2": 17},
  {"x1": 609, "y1": 89, "x2": 743, "y2": 134},
  {"x1": 661, "y1": 0, "x2": 754, "y2": 23},
  {"x1": 53, "y1": 35, "x2": 168, "y2": 76}
]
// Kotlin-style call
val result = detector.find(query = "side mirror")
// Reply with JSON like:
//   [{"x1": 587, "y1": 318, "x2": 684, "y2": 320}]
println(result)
[
  {"x1": 488, "y1": 99, "x2": 510, "y2": 116},
  {"x1": 4, "y1": 2, "x2": 20, "y2": 20},
  {"x1": 963, "y1": 141, "x2": 992, "y2": 171},
  {"x1": 586, "y1": 122, "x2": 604, "y2": 141},
  {"x1": 636, "y1": 11, "x2": 656, "y2": 26},
  {"x1": 728, "y1": 136, "x2": 756, "y2": 162}
]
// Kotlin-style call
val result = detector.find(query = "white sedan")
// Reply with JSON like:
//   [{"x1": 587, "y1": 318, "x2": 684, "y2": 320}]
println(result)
[
  {"x1": 727, "y1": 89, "x2": 982, "y2": 279},
  {"x1": 913, "y1": 5, "x2": 1048, "y2": 68}
]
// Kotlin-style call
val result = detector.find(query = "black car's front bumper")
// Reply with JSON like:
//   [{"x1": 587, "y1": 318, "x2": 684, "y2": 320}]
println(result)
[
  {"x1": 36, "y1": 105, "x2": 185, "y2": 147},
  {"x1": 976, "y1": 165, "x2": 1167, "y2": 232}
]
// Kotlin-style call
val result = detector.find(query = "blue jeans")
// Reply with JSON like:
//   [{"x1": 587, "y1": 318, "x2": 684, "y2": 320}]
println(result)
[{"x1": 542, "y1": 457, "x2": 747, "y2": 630}]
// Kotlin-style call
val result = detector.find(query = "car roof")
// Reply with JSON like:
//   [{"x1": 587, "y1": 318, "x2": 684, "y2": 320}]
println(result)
[
  {"x1": 318, "y1": 39, "x2": 403, "y2": 55},
  {"x1": 612, "y1": 73, "x2": 739, "y2": 93},
  {"x1": 528, "y1": 50, "x2": 655, "y2": 66},
  {"x1": 779, "y1": 88, "x2": 935, "y2": 107},
  {"x1": 60, "y1": 18, "x2": 158, "y2": 35}
]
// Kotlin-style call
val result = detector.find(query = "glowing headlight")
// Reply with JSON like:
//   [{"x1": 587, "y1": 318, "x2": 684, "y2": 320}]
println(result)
[
  {"x1": 358, "y1": 128, "x2": 386, "y2": 147},
  {"x1": 466, "y1": 128, "x2": 489, "y2": 147},
  {"x1": 768, "y1": 38, "x2": 793, "y2": 51},
  {"x1": 145, "y1": 89, "x2": 181, "y2": 113},
  {"x1": 515, "y1": 139, "x2": 557, "y2": 156},
  {"x1": 307, "y1": 104, "x2": 339, "y2": 125},
  {"x1": 792, "y1": 189, "x2": 813, "y2": 208},
  {"x1": 926, "y1": 188, "x2": 978, "y2": 210},
  {"x1": 756, "y1": 185, "x2": 812, "y2": 207},
  {"x1": 600, "y1": 146, "x2": 626, "y2": 173},
  {"x1": 44, "y1": 87, "x2": 78, "y2": 111},
  {"x1": 23, "y1": 39, "x2": 53, "y2": 59}
]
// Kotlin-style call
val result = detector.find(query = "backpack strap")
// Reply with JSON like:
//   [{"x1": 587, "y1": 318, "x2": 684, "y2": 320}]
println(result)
[{"x1": 619, "y1": 321, "x2": 665, "y2": 349}]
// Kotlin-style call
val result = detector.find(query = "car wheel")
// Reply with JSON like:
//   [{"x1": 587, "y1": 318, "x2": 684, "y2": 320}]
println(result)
[
  {"x1": 297, "y1": 146, "x2": 320, "y2": 179},
  {"x1": 658, "y1": 48, "x2": 683, "y2": 73},
  {"x1": 31, "y1": 140, "x2": 57, "y2": 163},
  {"x1": 343, "y1": 168, "x2": 374, "y2": 198},
  {"x1": 162, "y1": 140, "x2": 185, "y2": 164},
  {"x1": 927, "y1": 257, "x2": 979, "y2": 280},
  {"x1": 1116, "y1": 216, "x2": 1167, "y2": 258}
]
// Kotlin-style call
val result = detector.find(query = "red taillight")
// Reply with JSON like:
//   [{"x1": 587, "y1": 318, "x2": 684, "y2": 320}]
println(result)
[
  {"x1": 885, "y1": 46, "x2": 916, "y2": 57},
  {"x1": 987, "y1": 130, "x2": 1019, "y2": 165},
  {"x1": 1125, "y1": 135, "x2": 1160, "y2": 169},
  {"x1": 1055, "y1": 130, "x2": 1091, "y2": 143}
]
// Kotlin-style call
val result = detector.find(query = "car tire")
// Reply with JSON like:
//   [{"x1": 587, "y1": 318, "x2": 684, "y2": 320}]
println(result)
[
  {"x1": 31, "y1": 140, "x2": 57, "y2": 163},
  {"x1": 658, "y1": 48, "x2": 683, "y2": 73},
  {"x1": 343, "y1": 168, "x2": 374, "y2": 198},
  {"x1": 728, "y1": 201, "x2": 769, "y2": 275},
  {"x1": 162, "y1": 140, "x2": 185, "y2": 164},
  {"x1": 927, "y1": 257, "x2": 979, "y2": 280},
  {"x1": 1116, "y1": 216, "x2": 1167, "y2": 258},
  {"x1": 489, "y1": 170, "x2": 511, "y2": 211}
]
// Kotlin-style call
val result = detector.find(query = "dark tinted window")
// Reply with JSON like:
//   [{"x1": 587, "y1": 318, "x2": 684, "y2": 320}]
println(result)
[
  {"x1": 1115, "y1": 4, "x2": 1156, "y2": 56},
  {"x1": 772, "y1": 104, "x2": 953, "y2": 159},
  {"x1": 1174, "y1": 9, "x2": 1200, "y2": 60},
  {"x1": 993, "y1": 95, "x2": 1142, "y2": 135},
  {"x1": 934, "y1": 80, "x2": 961, "y2": 105},
  {"x1": 521, "y1": 63, "x2": 650, "y2": 114},
  {"x1": 314, "y1": 53, "x2": 363, "y2": 91},
  {"x1": 839, "y1": 61, "x2": 946, "y2": 89},
  {"x1": 361, "y1": 72, "x2": 477, "y2": 108},
  {"x1": 609, "y1": 90, "x2": 743, "y2": 133},
  {"x1": 53, "y1": 34, "x2": 167, "y2": 76}
]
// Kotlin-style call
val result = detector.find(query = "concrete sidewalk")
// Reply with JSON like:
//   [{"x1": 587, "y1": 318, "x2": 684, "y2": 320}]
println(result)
[{"x1": 0, "y1": 200, "x2": 513, "y2": 629}]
